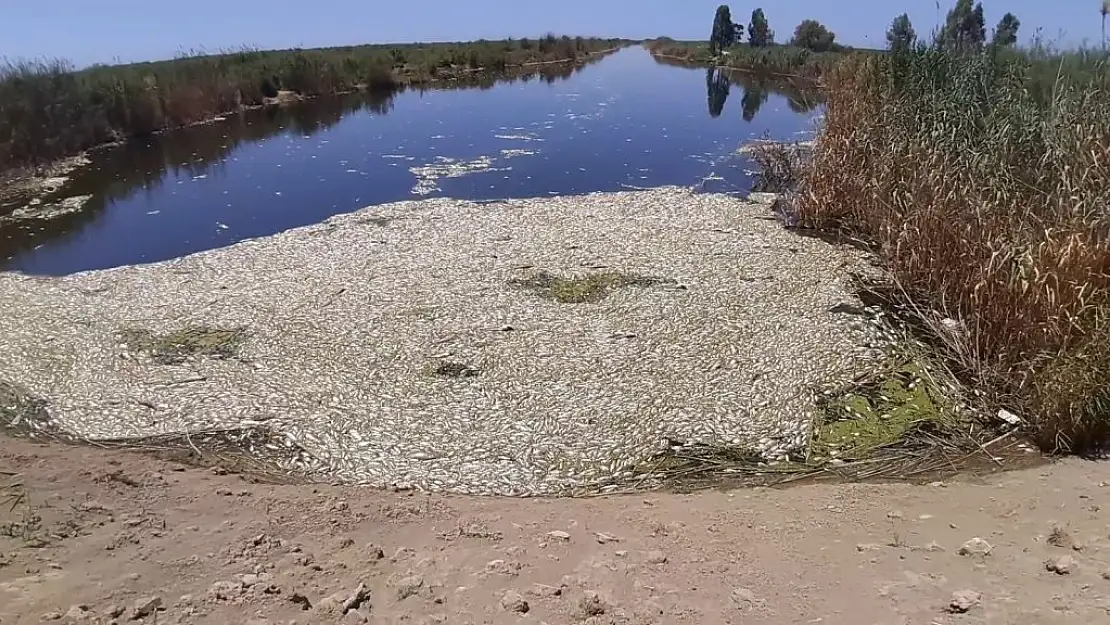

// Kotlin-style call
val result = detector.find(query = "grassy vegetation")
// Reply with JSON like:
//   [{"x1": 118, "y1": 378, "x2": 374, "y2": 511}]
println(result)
[
  {"x1": 814, "y1": 360, "x2": 960, "y2": 460},
  {"x1": 797, "y1": 44, "x2": 1110, "y2": 452},
  {"x1": 119, "y1": 325, "x2": 247, "y2": 365},
  {"x1": 645, "y1": 37, "x2": 853, "y2": 80},
  {"x1": 509, "y1": 270, "x2": 670, "y2": 304},
  {"x1": 0, "y1": 36, "x2": 624, "y2": 171}
]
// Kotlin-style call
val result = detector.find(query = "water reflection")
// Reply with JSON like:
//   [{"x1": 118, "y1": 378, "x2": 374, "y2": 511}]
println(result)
[
  {"x1": 0, "y1": 59, "x2": 600, "y2": 264},
  {"x1": 654, "y1": 55, "x2": 824, "y2": 123},
  {"x1": 2, "y1": 49, "x2": 821, "y2": 274},
  {"x1": 706, "y1": 69, "x2": 730, "y2": 118}
]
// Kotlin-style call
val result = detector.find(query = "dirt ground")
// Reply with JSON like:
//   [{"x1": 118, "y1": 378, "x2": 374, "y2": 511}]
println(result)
[{"x1": 2, "y1": 437, "x2": 1108, "y2": 625}]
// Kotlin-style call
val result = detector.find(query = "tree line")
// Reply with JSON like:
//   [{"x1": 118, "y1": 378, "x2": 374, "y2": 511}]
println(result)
[
  {"x1": 709, "y1": 1, "x2": 1026, "y2": 58},
  {"x1": 0, "y1": 37, "x2": 623, "y2": 172},
  {"x1": 708, "y1": 5, "x2": 836, "y2": 55},
  {"x1": 886, "y1": 0, "x2": 1021, "y2": 54}
]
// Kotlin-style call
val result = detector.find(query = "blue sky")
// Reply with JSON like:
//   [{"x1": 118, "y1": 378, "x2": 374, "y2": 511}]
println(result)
[{"x1": 1, "y1": 1, "x2": 1101, "y2": 66}]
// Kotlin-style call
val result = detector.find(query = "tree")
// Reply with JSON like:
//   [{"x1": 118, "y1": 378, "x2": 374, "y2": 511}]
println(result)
[
  {"x1": 790, "y1": 19, "x2": 836, "y2": 52},
  {"x1": 992, "y1": 12, "x2": 1021, "y2": 46},
  {"x1": 709, "y1": 5, "x2": 737, "y2": 55},
  {"x1": 886, "y1": 13, "x2": 917, "y2": 53},
  {"x1": 938, "y1": 0, "x2": 986, "y2": 53},
  {"x1": 1102, "y1": 1, "x2": 1109, "y2": 52},
  {"x1": 748, "y1": 8, "x2": 773, "y2": 47}
]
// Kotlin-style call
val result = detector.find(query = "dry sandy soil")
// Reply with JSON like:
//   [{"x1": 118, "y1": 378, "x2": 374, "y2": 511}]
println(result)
[{"x1": 2, "y1": 437, "x2": 1108, "y2": 625}]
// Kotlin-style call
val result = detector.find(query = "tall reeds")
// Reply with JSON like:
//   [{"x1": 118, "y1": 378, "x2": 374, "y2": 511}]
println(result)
[{"x1": 798, "y1": 45, "x2": 1110, "y2": 451}]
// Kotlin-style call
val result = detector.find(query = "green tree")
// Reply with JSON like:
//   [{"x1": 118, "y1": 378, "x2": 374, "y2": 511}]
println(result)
[
  {"x1": 748, "y1": 8, "x2": 773, "y2": 46},
  {"x1": 886, "y1": 13, "x2": 917, "y2": 53},
  {"x1": 938, "y1": 0, "x2": 986, "y2": 53},
  {"x1": 709, "y1": 5, "x2": 737, "y2": 55},
  {"x1": 991, "y1": 12, "x2": 1020, "y2": 46},
  {"x1": 790, "y1": 19, "x2": 836, "y2": 52}
]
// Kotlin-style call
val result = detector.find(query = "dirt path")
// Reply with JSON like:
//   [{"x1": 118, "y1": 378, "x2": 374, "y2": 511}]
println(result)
[{"x1": 2, "y1": 437, "x2": 1107, "y2": 625}]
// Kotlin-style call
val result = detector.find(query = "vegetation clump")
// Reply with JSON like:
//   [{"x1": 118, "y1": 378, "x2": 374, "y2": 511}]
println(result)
[
  {"x1": 119, "y1": 325, "x2": 247, "y2": 365},
  {"x1": 799, "y1": 13, "x2": 1110, "y2": 452},
  {"x1": 814, "y1": 361, "x2": 959, "y2": 460},
  {"x1": 509, "y1": 271, "x2": 670, "y2": 304}
]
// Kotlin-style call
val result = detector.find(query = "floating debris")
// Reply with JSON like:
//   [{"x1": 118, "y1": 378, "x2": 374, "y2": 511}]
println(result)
[{"x1": 0, "y1": 188, "x2": 887, "y2": 495}]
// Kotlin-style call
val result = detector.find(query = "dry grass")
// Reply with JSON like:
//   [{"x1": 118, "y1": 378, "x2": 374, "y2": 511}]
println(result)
[
  {"x1": 748, "y1": 141, "x2": 811, "y2": 193},
  {"x1": 797, "y1": 47, "x2": 1110, "y2": 452}
]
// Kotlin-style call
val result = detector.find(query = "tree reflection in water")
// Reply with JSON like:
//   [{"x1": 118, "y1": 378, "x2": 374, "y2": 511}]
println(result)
[{"x1": 0, "y1": 59, "x2": 599, "y2": 267}]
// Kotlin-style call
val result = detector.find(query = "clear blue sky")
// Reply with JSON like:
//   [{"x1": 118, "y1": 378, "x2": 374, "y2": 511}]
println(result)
[{"x1": 1, "y1": 0, "x2": 1101, "y2": 66}]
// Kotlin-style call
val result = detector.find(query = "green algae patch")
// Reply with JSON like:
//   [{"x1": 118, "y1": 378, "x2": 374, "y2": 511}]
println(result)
[
  {"x1": 120, "y1": 325, "x2": 247, "y2": 365},
  {"x1": 814, "y1": 360, "x2": 961, "y2": 460},
  {"x1": 509, "y1": 270, "x2": 671, "y2": 304}
]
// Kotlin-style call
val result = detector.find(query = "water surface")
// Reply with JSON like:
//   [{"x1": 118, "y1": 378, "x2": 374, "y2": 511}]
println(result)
[{"x1": 1, "y1": 48, "x2": 821, "y2": 275}]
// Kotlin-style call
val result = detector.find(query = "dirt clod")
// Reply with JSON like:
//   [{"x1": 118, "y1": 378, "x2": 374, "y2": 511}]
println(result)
[
  {"x1": 129, "y1": 596, "x2": 162, "y2": 620},
  {"x1": 957, "y1": 538, "x2": 993, "y2": 558},
  {"x1": 579, "y1": 591, "x2": 607, "y2": 617},
  {"x1": 947, "y1": 589, "x2": 982, "y2": 613},
  {"x1": 1046, "y1": 555, "x2": 1077, "y2": 575},
  {"x1": 500, "y1": 590, "x2": 530, "y2": 613}
]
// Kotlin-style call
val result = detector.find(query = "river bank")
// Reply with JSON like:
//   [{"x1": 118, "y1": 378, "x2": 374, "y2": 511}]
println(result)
[
  {"x1": 0, "y1": 38, "x2": 627, "y2": 176},
  {"x1": 644, "y1": 39, "x2": 848, "y2": 81},
  {"x1": 0, "y1": 45, "x2": 623, "y2": 212},
  {"x1": 4, "y1": 429, "x2": 1099, "y2": 625}
]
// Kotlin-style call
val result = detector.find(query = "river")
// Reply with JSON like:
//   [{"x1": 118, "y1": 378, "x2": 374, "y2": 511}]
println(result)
[{"x1": 0, "y1": 47, "x2": 821, "y2": 275}]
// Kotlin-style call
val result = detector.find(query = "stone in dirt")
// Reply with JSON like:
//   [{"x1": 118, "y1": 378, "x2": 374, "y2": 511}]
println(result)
[
  {"x1": 129, "y1": 596, "x2": 162, "y2": 619},
  {"x1": 947, "y1": 590, "x2": 982, "y2": 613},
  {"x1": 395, "y1": 575, "x2": 425, "y2": 601},
  {"x1": 546, "y1": 530, "x2": 571, "y2": 541},
  {"x1": 527, "y1": 583, "x2": 563, "y2": 598},
  {"x1": 64, "y1": 604, "x2": 92, "y2": 620},
  {"x1": 645, "y1": 550, "x2": 668, "y2": 564},
  {"x1": 1046, "y1": 555, "x2": 1077, "y2": 575},
  {"x1": 957, "y1": 538, "x2": 993, "y2": 558},
  {"x1": 236, "y1": 573, "x2": 260, "y2": 587},
  {"x1": 344, "y1": 607, "x2": 371, "y2": 623},
  {"x1": 730, "y1": 587, "x2": 763, "y2": 610},
  {"x1": 500, "y1": 590, "x2": 530, "y2": 613},
  {"x1": 208, "y1": 580, "x2": 243, "y2": 601}
]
